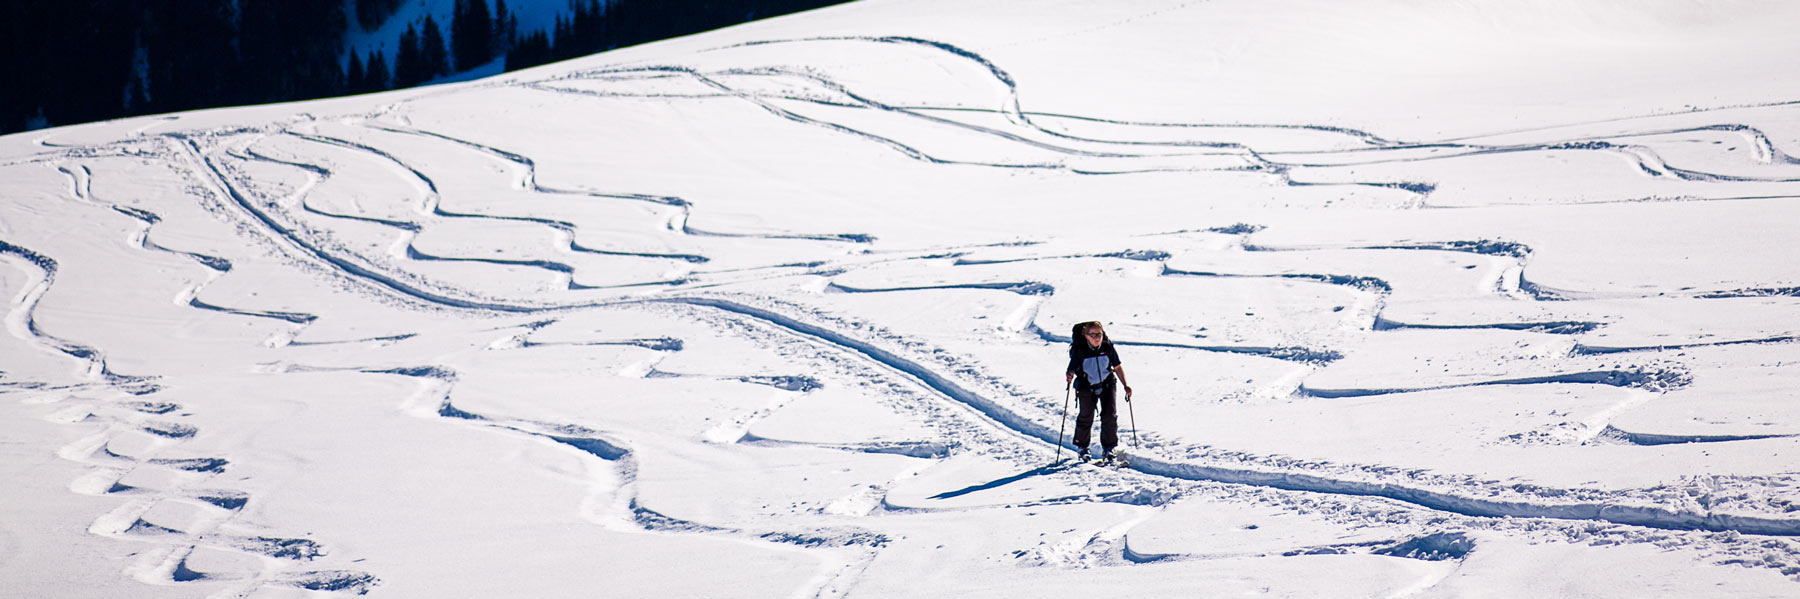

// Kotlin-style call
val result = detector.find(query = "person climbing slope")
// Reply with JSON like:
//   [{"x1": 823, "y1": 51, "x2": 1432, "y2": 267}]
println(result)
[{"x1": 1065, "y1": 320, "x2": 1132, "y2": 464}]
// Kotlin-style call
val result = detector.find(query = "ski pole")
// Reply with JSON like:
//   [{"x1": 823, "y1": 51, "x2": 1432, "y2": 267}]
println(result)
[
  {"x1": 1054, "y1": 380, "x2": 1071, "y2": 463},
  {"x1": 1125, "y1": 388, "x2": 1140, "y2": 448}
]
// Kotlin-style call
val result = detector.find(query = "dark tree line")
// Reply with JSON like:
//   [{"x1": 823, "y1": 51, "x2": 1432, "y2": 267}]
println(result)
[
  {"x1": 2, "y1": 0, "x2": 855, "y2": 134},
  {"x1": 2, "y1": 0, "x2": 350, "y2": 133},
  {"x1": 507, "y1": 0, "x2": 851, "y2": 72}
]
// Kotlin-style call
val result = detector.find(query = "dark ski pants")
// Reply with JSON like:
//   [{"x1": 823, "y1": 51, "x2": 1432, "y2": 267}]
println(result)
[{"x1": 1073, "y1": 382, "x2": 1118, "y2": 453}]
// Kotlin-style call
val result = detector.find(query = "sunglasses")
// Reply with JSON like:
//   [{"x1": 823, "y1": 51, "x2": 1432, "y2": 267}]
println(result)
[{"x1": 1084, "y1": 330, "x2": 1105, "y2": 338}]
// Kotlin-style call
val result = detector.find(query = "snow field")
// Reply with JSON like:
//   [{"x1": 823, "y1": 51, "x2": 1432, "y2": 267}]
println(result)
[{"x1": 6, "y1": 0, "x2": 1800, "y2": 596}]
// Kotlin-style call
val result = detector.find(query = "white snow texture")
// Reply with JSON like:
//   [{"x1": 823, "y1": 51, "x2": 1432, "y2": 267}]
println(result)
[{"x1": 4, "y1": 0, "x2": 1800, "y2": 597}]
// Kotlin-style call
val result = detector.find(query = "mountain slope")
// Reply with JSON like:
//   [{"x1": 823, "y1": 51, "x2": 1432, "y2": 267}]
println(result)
[{"x1": 4, "y1": 0, "x2": 1800, "y2": 596}]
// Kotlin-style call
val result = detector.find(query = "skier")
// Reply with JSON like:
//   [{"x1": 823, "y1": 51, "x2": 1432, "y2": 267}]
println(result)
[{"x1": 1064, "y1": 320, "x2": 1132, "y2": 464}]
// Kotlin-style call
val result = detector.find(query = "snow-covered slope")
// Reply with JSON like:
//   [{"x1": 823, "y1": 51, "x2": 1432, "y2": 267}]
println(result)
[{"x1": 4, "y1": 0, "x2": 1800, "y2": 596}]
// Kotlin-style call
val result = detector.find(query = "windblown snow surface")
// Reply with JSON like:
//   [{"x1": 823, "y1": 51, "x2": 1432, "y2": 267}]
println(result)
[{"x1": 6, "y1": 0, "x2": 1800, "y2": 596}]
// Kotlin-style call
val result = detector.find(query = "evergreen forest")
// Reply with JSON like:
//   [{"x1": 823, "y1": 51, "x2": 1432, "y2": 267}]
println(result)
[{"x1": 2, "y1": 0, "x2": 855, "y2": 133}]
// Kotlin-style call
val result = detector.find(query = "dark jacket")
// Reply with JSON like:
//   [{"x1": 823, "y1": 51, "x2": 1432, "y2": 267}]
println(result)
[{"x1": 1067, "y1": 340, "x2": 1122, "y2": 388}]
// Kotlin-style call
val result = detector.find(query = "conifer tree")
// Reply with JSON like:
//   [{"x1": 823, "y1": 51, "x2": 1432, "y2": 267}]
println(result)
[
  {"x1": 421, "y1": 16, "x2": 451, "y2": 79},
  {"x1": 493, "y1": 0, "x2": 518, "y2": 56},
  {"x1": 506, "y1": 29, "x2": 552, "y2": 71},
  {"x1": 366, "y1": 49, "x2": 392, "y2": 91},
  {"x1": 453, "y1": 0, "x2": 493, "y2": 71},
  {"x1": 346, "y1": 51, "x2": 366, "y2": 93},
  {"x1": 553, "y1": 14, "x2": 574, "y2": 61},
  {"x1": 395, "y1": 24, "x2": 424, "y2": 87}
]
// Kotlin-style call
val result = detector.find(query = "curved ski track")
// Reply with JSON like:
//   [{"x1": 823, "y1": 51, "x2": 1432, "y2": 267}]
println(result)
[
  {"x1": 7, "y1": 33, "x2": 1800, "y2": 596},
  {"x1": 1, "y1": 164, "x2": 376, "y2": 594}
]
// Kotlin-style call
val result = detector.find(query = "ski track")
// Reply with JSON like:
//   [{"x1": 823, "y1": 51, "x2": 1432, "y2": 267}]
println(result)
[
  {"x1": 359, "y1": 335, "x2": 898, "y2": 599},
  {"x1": 94, "y1": 185, "x2": 318, "y2": 331},
  {"x1": 649, "y1": 296, "x2": 1800, "y2": 539},
  {"x1": 0, "y1": 239, "x2": 157, "y2": 392},
  {"x1": 1, "y1": 192, "x2": 374, "y2": 594},
  {"x1": 548, "y1": 35, "x2": 1800, "y2": 197},
  {"x1": 8, "y1": 33, "x2": 1800, "y2": 595},
  {"x1": 19, "y1": 160, "x2": 392, "y2": 593}
]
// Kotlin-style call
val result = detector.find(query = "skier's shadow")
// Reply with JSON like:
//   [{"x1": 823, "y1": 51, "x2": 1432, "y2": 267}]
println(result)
[{"x1": 928, "y1": 462, "x2": 1070, "y2": 500}]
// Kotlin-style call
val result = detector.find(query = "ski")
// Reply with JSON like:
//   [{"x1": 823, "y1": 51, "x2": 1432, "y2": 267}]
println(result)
[
  {"x1": 1095, "y1": 454, "x2": 1130, "y2": 469},
  {"x1": 1060, "y1": 452, "x2": 1129, "y2": 469}
]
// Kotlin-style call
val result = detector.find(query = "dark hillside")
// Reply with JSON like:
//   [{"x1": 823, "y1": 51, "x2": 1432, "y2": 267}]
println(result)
[{"x1": 1, "y1": 0, "x2": 855, "y2": 133}]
